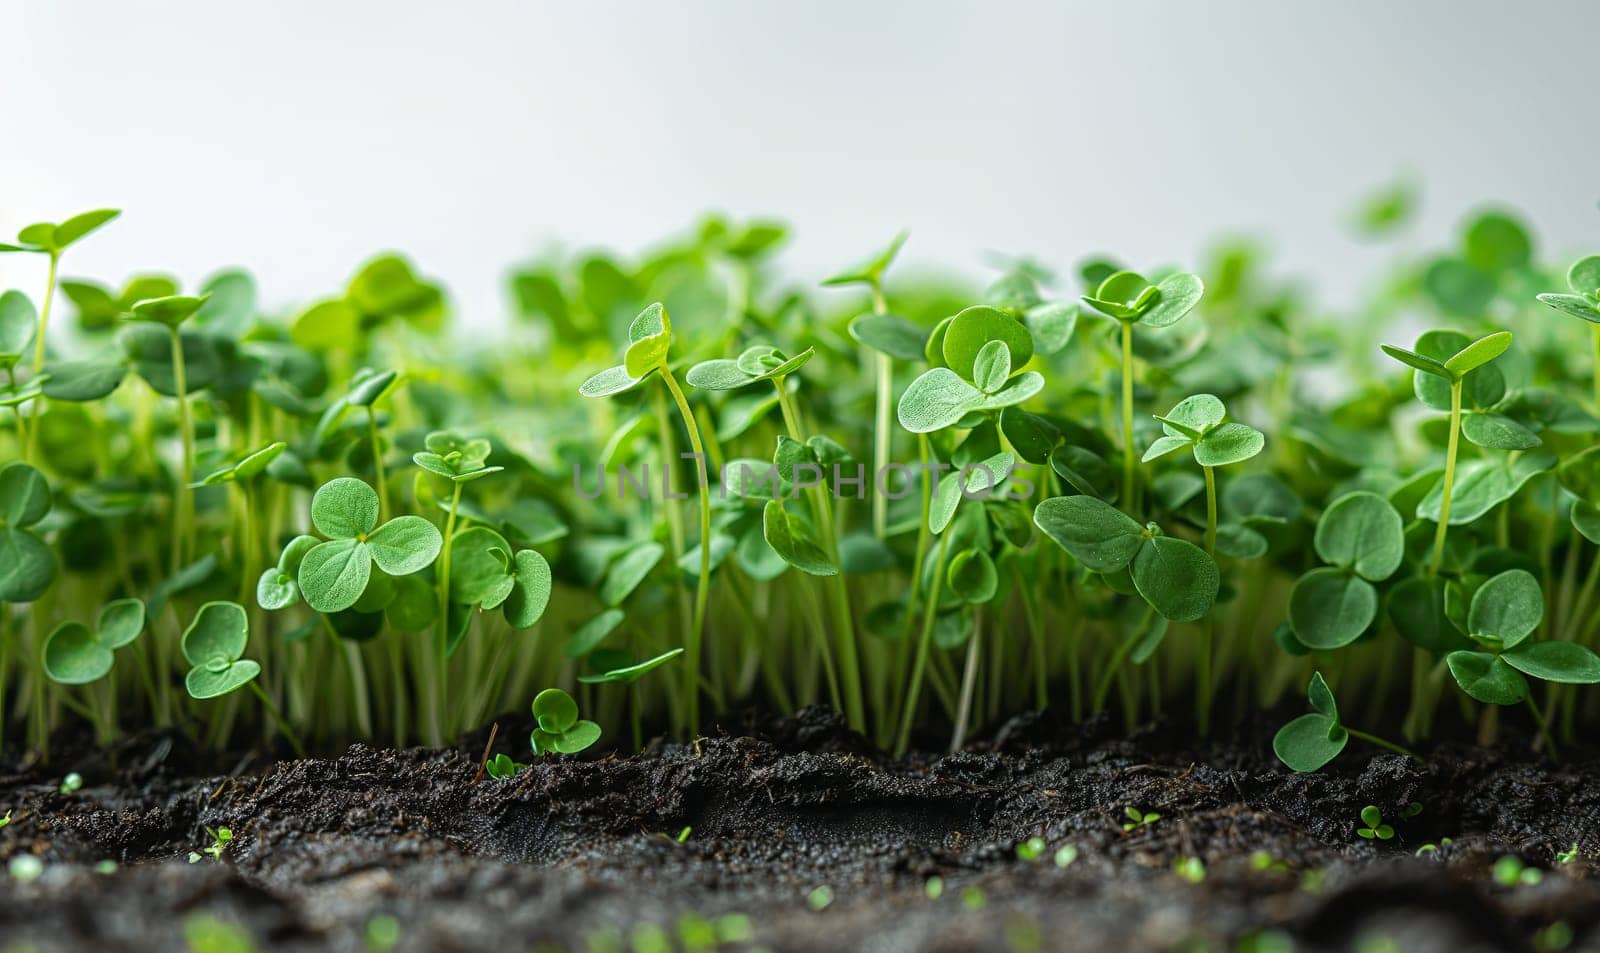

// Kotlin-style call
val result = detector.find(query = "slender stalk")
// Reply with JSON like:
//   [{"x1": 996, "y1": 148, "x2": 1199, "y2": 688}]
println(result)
[
  {"x1": 870, "y1": 281, "x2": 891, "y2": 540},
  {"x1": 1345, "y1": 726, "x2": 1420, "y2": 762},
  {"x1": 658, "y1": 365, "x2": 711, "y2": 737},
  {"x1": 1093, "y1": 611, "x2": 1150, "y2": 713},
  {"x1": 248, "y1": 681, "x2": 306, "y2": 758},
  {"x1": 168, "y1": 325, "x2": 195, "y2": 572},
  {"x1": 32, "y1": 253, "x2": 59, "y2": 373},
  {"x1": 1427, "y1": 379, "x2": 1464, "y2": 576},
  {"x1": 431, "y1": 482, "x2": 463, "y2": 744},
  {"x1": 774, "y1": 380, "x2": 866, "y2": 734},
  {"x1": 1120, "y1": 320, "x2": 1136, "y2": 509},
  {"x1": 1592, "y1": 323, "x2": 1600, "y2": 412},
  {"x1": 1197, "y1": 464, "x2": 1218, "y2": 737},
  {"x1": 367, "y1": 407, "x2": 390, "y2": 521},
  {"x1": 894, "y1": 535, "x2": 952, "y2": 757},
  {"x1": 949, "y1": 610, "x2": 982, "y2": 753}
]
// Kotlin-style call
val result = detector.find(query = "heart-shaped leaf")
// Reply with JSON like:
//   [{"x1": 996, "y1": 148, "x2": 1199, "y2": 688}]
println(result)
[
  {"x1": 181, "y1": 602, "x2": 249, "y2": 668},
  {"x1": 43, "y1": 622, "x2": 114, "y2": 685},
  {"x1": 365, "y1": 516, "x2": 443, "y2": 575},
  {"x1": 503, "y1": 549, "x2": 552, "y2": 628},
  {"x1": 1467, "y1": 569, "x2": 1542, "y2": 647},
  {"x1": 298, "y1": 538, "x2": 373, "y2": 613},
  {"x1": 312, "y1": 478, "x2": 380, "y2": 539},
  {"x1": 1290, "y1": 567, "x2": 1377, "y2": 649},
  {"x1": 1315, "y1": 492, "x2": 1404, "y2": 581},
  {"x1": 941, "y1": 306, "x2": 1034, "y2": 383},
  {"x1": 1446, "y1": 650, "x2": 1529, "y2": 705}
]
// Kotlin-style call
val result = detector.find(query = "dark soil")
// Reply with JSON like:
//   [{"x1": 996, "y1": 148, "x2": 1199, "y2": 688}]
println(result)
[{"x1": 0, "y1": 708, "x2": 1596, "y2": 953}]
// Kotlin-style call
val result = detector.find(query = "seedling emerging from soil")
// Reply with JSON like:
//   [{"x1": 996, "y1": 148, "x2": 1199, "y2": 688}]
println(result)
[
  {"x1": 1054, "y1": 845, "x2": 1078, "y2": 868},
  {"x1": 1173, "y1": 856, "x2": 1206, "y2": 883},
  {"x1": 530, "y1": 688, "x2": 600, "y2": 755},
  {"x1": 1273, "y1": 672, "x2": 1415, "y2": 772},
  {"x1": 298, "y1": 478, "x2": 443, "y2": 613},
  {"x1": 182, "y1": 602, "x2": 303, "y2": 756},
  {"x1": 1288, "y1": 493, "x2": 1404, "y2": 650},
  {"x1": 1557, "y1": 844, "x2": 1580, "y2": 865},
  {"x1": 484, "y1": 753, "x2": 525, "y2": 780},
  {"x1": 806, "y1": 885, "x2": 834, "y2": 911},
  {"x1": 58, "y1": 772, "x2": 82, "y2": 795},
  {"x1": 1015, "y1": 836, "x2": 1047, "y2": 862},
  {"x1": 42, "y1": 599, "x2": 145, "y2": 685},
  {"x1": 199, "y1": 826, "x2": 233, "y2": 862},
  {"x1": 1415, "y1": 838, "x2": 1453, "y2": 857},
  {"x1": 1123, "y1": 806, "x2": 1161, "y2": 832},
  {"x1": 1356, "y1": 806, "x2": 1393, "y2": 840}
]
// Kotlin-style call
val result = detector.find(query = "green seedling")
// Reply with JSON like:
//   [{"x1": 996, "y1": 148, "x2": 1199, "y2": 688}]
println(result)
[
  {"x1": 1536, "y1": 256, "x2": 1600, "y2": 406},
  {"x1": 1556, "y1": 843, "x2": 1579, "y2": 864},
  {"x1": 1380, "y1": 329, "x2": 1513, "y2": 574},
  {"x1": 0, "y1": 462, "x2": 57, "y2": 602},
  {"x1": 1415, "y1": 837, "x2": 1453, "y2": 857},
  {"x1": 1356, "y1": 805, "x2": 1393, "y2": 840},
  {"x1": 1034, "y1": 495, "x2": 1219, "y2": 622},
  {"x1": 365, "y1": 914, "x2": 401, "y2": 953},
  {"x1": 200, "y1": 826, "x2": 233, "y2": 861},
  {"x1": 1080, "y1": 269, "x2": 1204, "y2": 502},
  {"x1": 805, "y1": 885, "x2": 834, "y2": 911},
  {"x1": 530, "y1": 688, "x2": 600, "y2": 755},
  {"x1": 961, "y1": 886, "x2": 987, "y2": 910},
  {"x1": 1250, "y1": 850, "x2": 1289, "y2": 873},
  {"x1": 1015, "y1": 836, "x2": 1047, "y2": 861},
  {"x1": 182, "y1": 602, "x2": 303, "y2": 756},
  {"x1": 1274, "y1": 672, "x2": 1416, "y2": 772},
  {"x1": 9, "y1": 854, "x2": 43, "y2": 882},
  {"x1": 297, "y1": 478, "x2": 442, "y2": 613},
  {"x1": 1054, "y1": 844, "x2": 1078, "y2": 867},
  {"x1": 924, "y1": 876, "x2": 944, "y2": 899},
  {"x1": 484, "y1": 753, "x2": 525, "y2": 780},
  {"x1": 1122, "y1": 806, "x2": 1161, "y2": 832},
  {"x1": 1492, "y1": 855, "x2": 1543, "y2": 886},
  {"x1": 580, "y1": 302, "x2": 712, "y2": 736},
  {"x1": 1444, "y1": 570, "x2": 1600, "y2": 759},
  {"x1": 0, "y1": 208, "x2": 120, "y2": 372},
  {"x1": 58, "y1": 772, "x2": 82, "y2": 794},
  {"x1": 1288, "y1": 493, "x2": 1404, "y2": 650}
]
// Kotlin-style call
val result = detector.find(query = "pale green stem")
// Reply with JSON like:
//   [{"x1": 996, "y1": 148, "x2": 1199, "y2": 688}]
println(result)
[
  {"x1": 870, "y1": 280, "x2": 891, "y2": 540},
  {"x1": 1427, "y1": 379, "x2": 1464, "y2": 576},
  {"x1": 168, "y1": 325, "x2": 195, "y2": 571},
  {"x1": 32, "y1": 253, "x2": 58, "y2": 374},
  {"x1": 1120, "y1": 320, "x2": 1135, "y2": 509},
  {"x1": 368, "y1": 407, "x2": 390, "y2": 521},
  {"x1": 895, "y1": 534, "x2": 952, "y2": 758},
  {"x1": 659, "y1": 365, "x2": 711, "y2": 737}
]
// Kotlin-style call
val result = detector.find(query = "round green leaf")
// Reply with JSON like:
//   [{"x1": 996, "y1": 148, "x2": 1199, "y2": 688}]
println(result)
[
  {"x1": 1568, "y1": 256, "x2": 1600, "y2": 295},
  {"x1": 185, "y1": 659, "x2": 261, "y2": 700},
  {"x1": 897, "y1": 367, "x2": 982, "y2": 434},
  {"x1": 1417, "y1": 452, "x2": 1554, "y2": 525},
  {"x1": 578, "y1": 364, "x2": 644, "y2": 398},
  {"x1": 947, "y1": 548, "x2": 998, "y2": 604},
  {"x1": 1022, "y1": 302, "x2": 1077, "y2": 355},
  {"x1": 366, "y1": 516, "x2": 443, "y2": 575},
  {"x1": 762, "y1": 500, "x2": 837, "y2": 576},
  {"x1": 1139, "y1": 273, "x2": 1204, "y2": 328},
  {"x1": 1193, "y1": 423, "x2": 1264, "y2": 467},
  {"x1": 1033, "y1": 495, "x2": 1142, "y2": 572},
  {"x1": 1446, "y1": 651, "x2": 1529, "y2": 705},
  {"x1": 181, "y1": 601, "x2": 249, "y2": 667},
  {"x1": 1467, "y1": 569, "x2": 1542, "y2": 647},
  {"x1": 848, "y1": 313, "x2": 929, "y2": 362},
  {"x1": 1501, "y1": 641, "x2": 1600, "y2": 684},
  {"x1": 43, "y1": 622, "x2": 114, "y2": 685},
  {"x1": 311, "y1": 477, "x2": 380, "y2": 539},
  {"x1": 503, "y1": 549, "x2": 553, "y2": 628},
  {"x1": 532, "y1": 687, "x2": 579, "y2": 733},
  {"x1": 1462, "y1": 413, "x2": 1540, "y2": 451},
  {"x1": 1273, "y1": 713, "x2": 1348, "y2": 773},
  {"x1": 941, "y1": 306, "x2": 1033, "y2": 384},
  {"x1": 0, "y1": 291, "x2": 37, "y2": 364},
  {"x1": 298, "y1": 538, "x2": 373, "y2": 613},
  {"x1": 971, "y1": 340, "x2": 1011, "y2": 393},
  {"x1": 1314, "y1": 492, "x2": 1403, "y2": 581},
  {"x1": 96, "y1": 598, "x2": 145, "y2": 649},
  {"x1": 1464, "y1": 211, "x2": 1532, "y2": 272},
  {"x1": 0, "y1": 527, "x2": 56, "y2": 602},
  {"x1": 256, "y1": 568, "x2": 299, "y2": 611},
  {"x1": 40, "y1": 360, "x2": 127, "y2": 401},
  {"x1": 0, "y1": 462, "x2": 51, "y2": 528},
  {"x1": 1130, "y1": 535, "x2": 1219, "y2": 623},
  {"x1": 1289, "y1": 567, "x2": 1377, "y2": 650}
]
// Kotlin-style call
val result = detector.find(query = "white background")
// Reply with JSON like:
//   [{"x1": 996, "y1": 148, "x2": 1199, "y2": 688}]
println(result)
[{"x1": 4, "y1": 1, "x2": 1597, "y2": 327}]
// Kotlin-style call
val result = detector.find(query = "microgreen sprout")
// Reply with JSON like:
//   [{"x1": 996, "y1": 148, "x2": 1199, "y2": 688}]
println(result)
[
  {"x1": 1356, "y1": 806, "x2": 1393, "y2": 840},
  {"x1": 1415, "y1": 838, "x2": 1453, "y2": 857},
  {"x1": 1015, "y1": 836, "x2": 1047, "y2": 862},
  {"x1": 200, "y1": 826, "x2": 233, "y2": 861},
  {"x1": 805, "y1": 885, "x2": 834, "y2": 911},
  {"x1": 484, "y1": 753, "x2": 525, "y2": 780},
  {"x1": 1556, "y1": 843, "x2": 1580, "y2": 865},
  {"x1": 1123, "y1": 806, "x2": 1161, "y2": 832},
  {"x1": 530, "y1": 688, "x2": 600, "y2": 755},
  {"x1": 1054, "y1": 845, "x2": 1078, "y2": 868},
  {"x1": 1173, "y1": 856, "x2": 1206, "y2": 883},
  {"x1": 924, "y1": 876, "x2": 944, "y2": 899},
  {"x1": 58, "y1": 772, "x2": 82, "y2": 795}
]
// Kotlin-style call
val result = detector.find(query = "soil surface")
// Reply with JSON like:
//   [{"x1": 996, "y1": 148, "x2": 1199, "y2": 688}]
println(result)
[{"x1": 0, "y1": 708, "x2": 1596, "y2": 953}]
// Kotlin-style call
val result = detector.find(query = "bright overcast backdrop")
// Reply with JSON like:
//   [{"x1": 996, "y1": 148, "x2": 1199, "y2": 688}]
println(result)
[{"x1": 4, "y1": 0, "x2": 1597, "y2": 327}]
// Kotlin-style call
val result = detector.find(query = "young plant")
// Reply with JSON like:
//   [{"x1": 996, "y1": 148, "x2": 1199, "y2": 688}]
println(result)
[
  {"x1": 42, "y1": 599, "x2": 145, "y2": 685},
  {"x1": 0, "y1": 462, "x2": 56, "y2": 602},
  {"x1": 1122, "y1": 806, "x2": 1160, "y2": 832},
  {"x1": 1491, "y1": 856, "x2": 1543, "y2": 887},
  {"x1": 1287, "y1": 493, "x2": 1405, "y2": 650},
  {"x1": 1356, "y1": 806, "x2": 1393, "y2": 840},
  {"x1": 0, "y1": 209, "x2": 121, "y2": 372},
  {"x1": 484, "y1": 753, "x2": 526, "y2": 780},
  {"x1": 297, "y1": 478, "x2": 443, "y2": 613},
  {"x1": 1379, "y1": 329, "x2": 1513, "y2": 574},
  {"x1": 1443, "y1": 570, "x2": 1600, "y2": 758},
  {"x1": 581, "y1": 303, "x2": 711, "y2": 735},
  {"x1": 1536, "y1": 255, "x2": 1600, "y2": 407},
  {"x1": 530, "y1": 688, "x2": 600, "y2": 755},
  {"x1": 1273, "y1": 672, "x2": 1415, "y2": 772},
  {"x1": 126, "y1": 293, "x2": 211, "y2": 570},
  {"x1": 182, "y1": 601, "x2": 303, "y2": 756},
  {"x1": 1080, "y1": 270, "x2": 1205, "y2": 504},
  {"x1": 193, "y1": 826, "x2": 233, "y2": 863}
]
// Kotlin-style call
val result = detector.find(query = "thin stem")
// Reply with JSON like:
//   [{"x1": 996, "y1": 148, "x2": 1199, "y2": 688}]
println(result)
[
  {"x1": 432, "y1": 482, "x2": 463, "y2": 744},
  {"x1": 1427, "y1": 379, "x2": 1463, "y2": 576},
  {"x1": 32, "y1": 253, "x2": 58, "y2": 374},
  {"x1": 659, "y1": 365, "x2": 711, "y2": 737},
  {"x1": 1345, "y1": 726, "x2": 1421, "y2": 762},
  {"x1": 1197, "y1": 465, "x2": 1218, "y2": 737},
  {"x1": 367, "y1": 407, "x2": 390, "y2": 522},
  {"x1": 169, "y1": 325, "x2": 195, "y2": 572},
  {"x1": 774, "y1": 379, "x2": 866, "y2": 734},
  {"x1": 248, "y1": 680, "x2": 306, "y2": 758},
  {"x1": 894, "y1": 534, "x2": 952, "y2": 758},
  {"x1": 1525, "y1": 697, "x2": 1561, "y2": 765},
  {"x1": 949, "y1": 610, "x2": 982, "y2": 753},
  {"x1": 870, "y1": 279, "x2": 891, "y2": 540},
  {"x1": 1203, "y1": 466, "x2": 1217, "y2": 557},
  {"x1": 1120, "y1": 320, "x2": 1135, "y2": 510},
  {"x1": 1093, "y1": 609, "x2": 1150, "y2": 713}
]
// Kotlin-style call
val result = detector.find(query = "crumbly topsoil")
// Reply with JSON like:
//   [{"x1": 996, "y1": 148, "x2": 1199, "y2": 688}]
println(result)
[{"x1": 0, "y1": 708, "x2": 1595, "y2": 953}]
